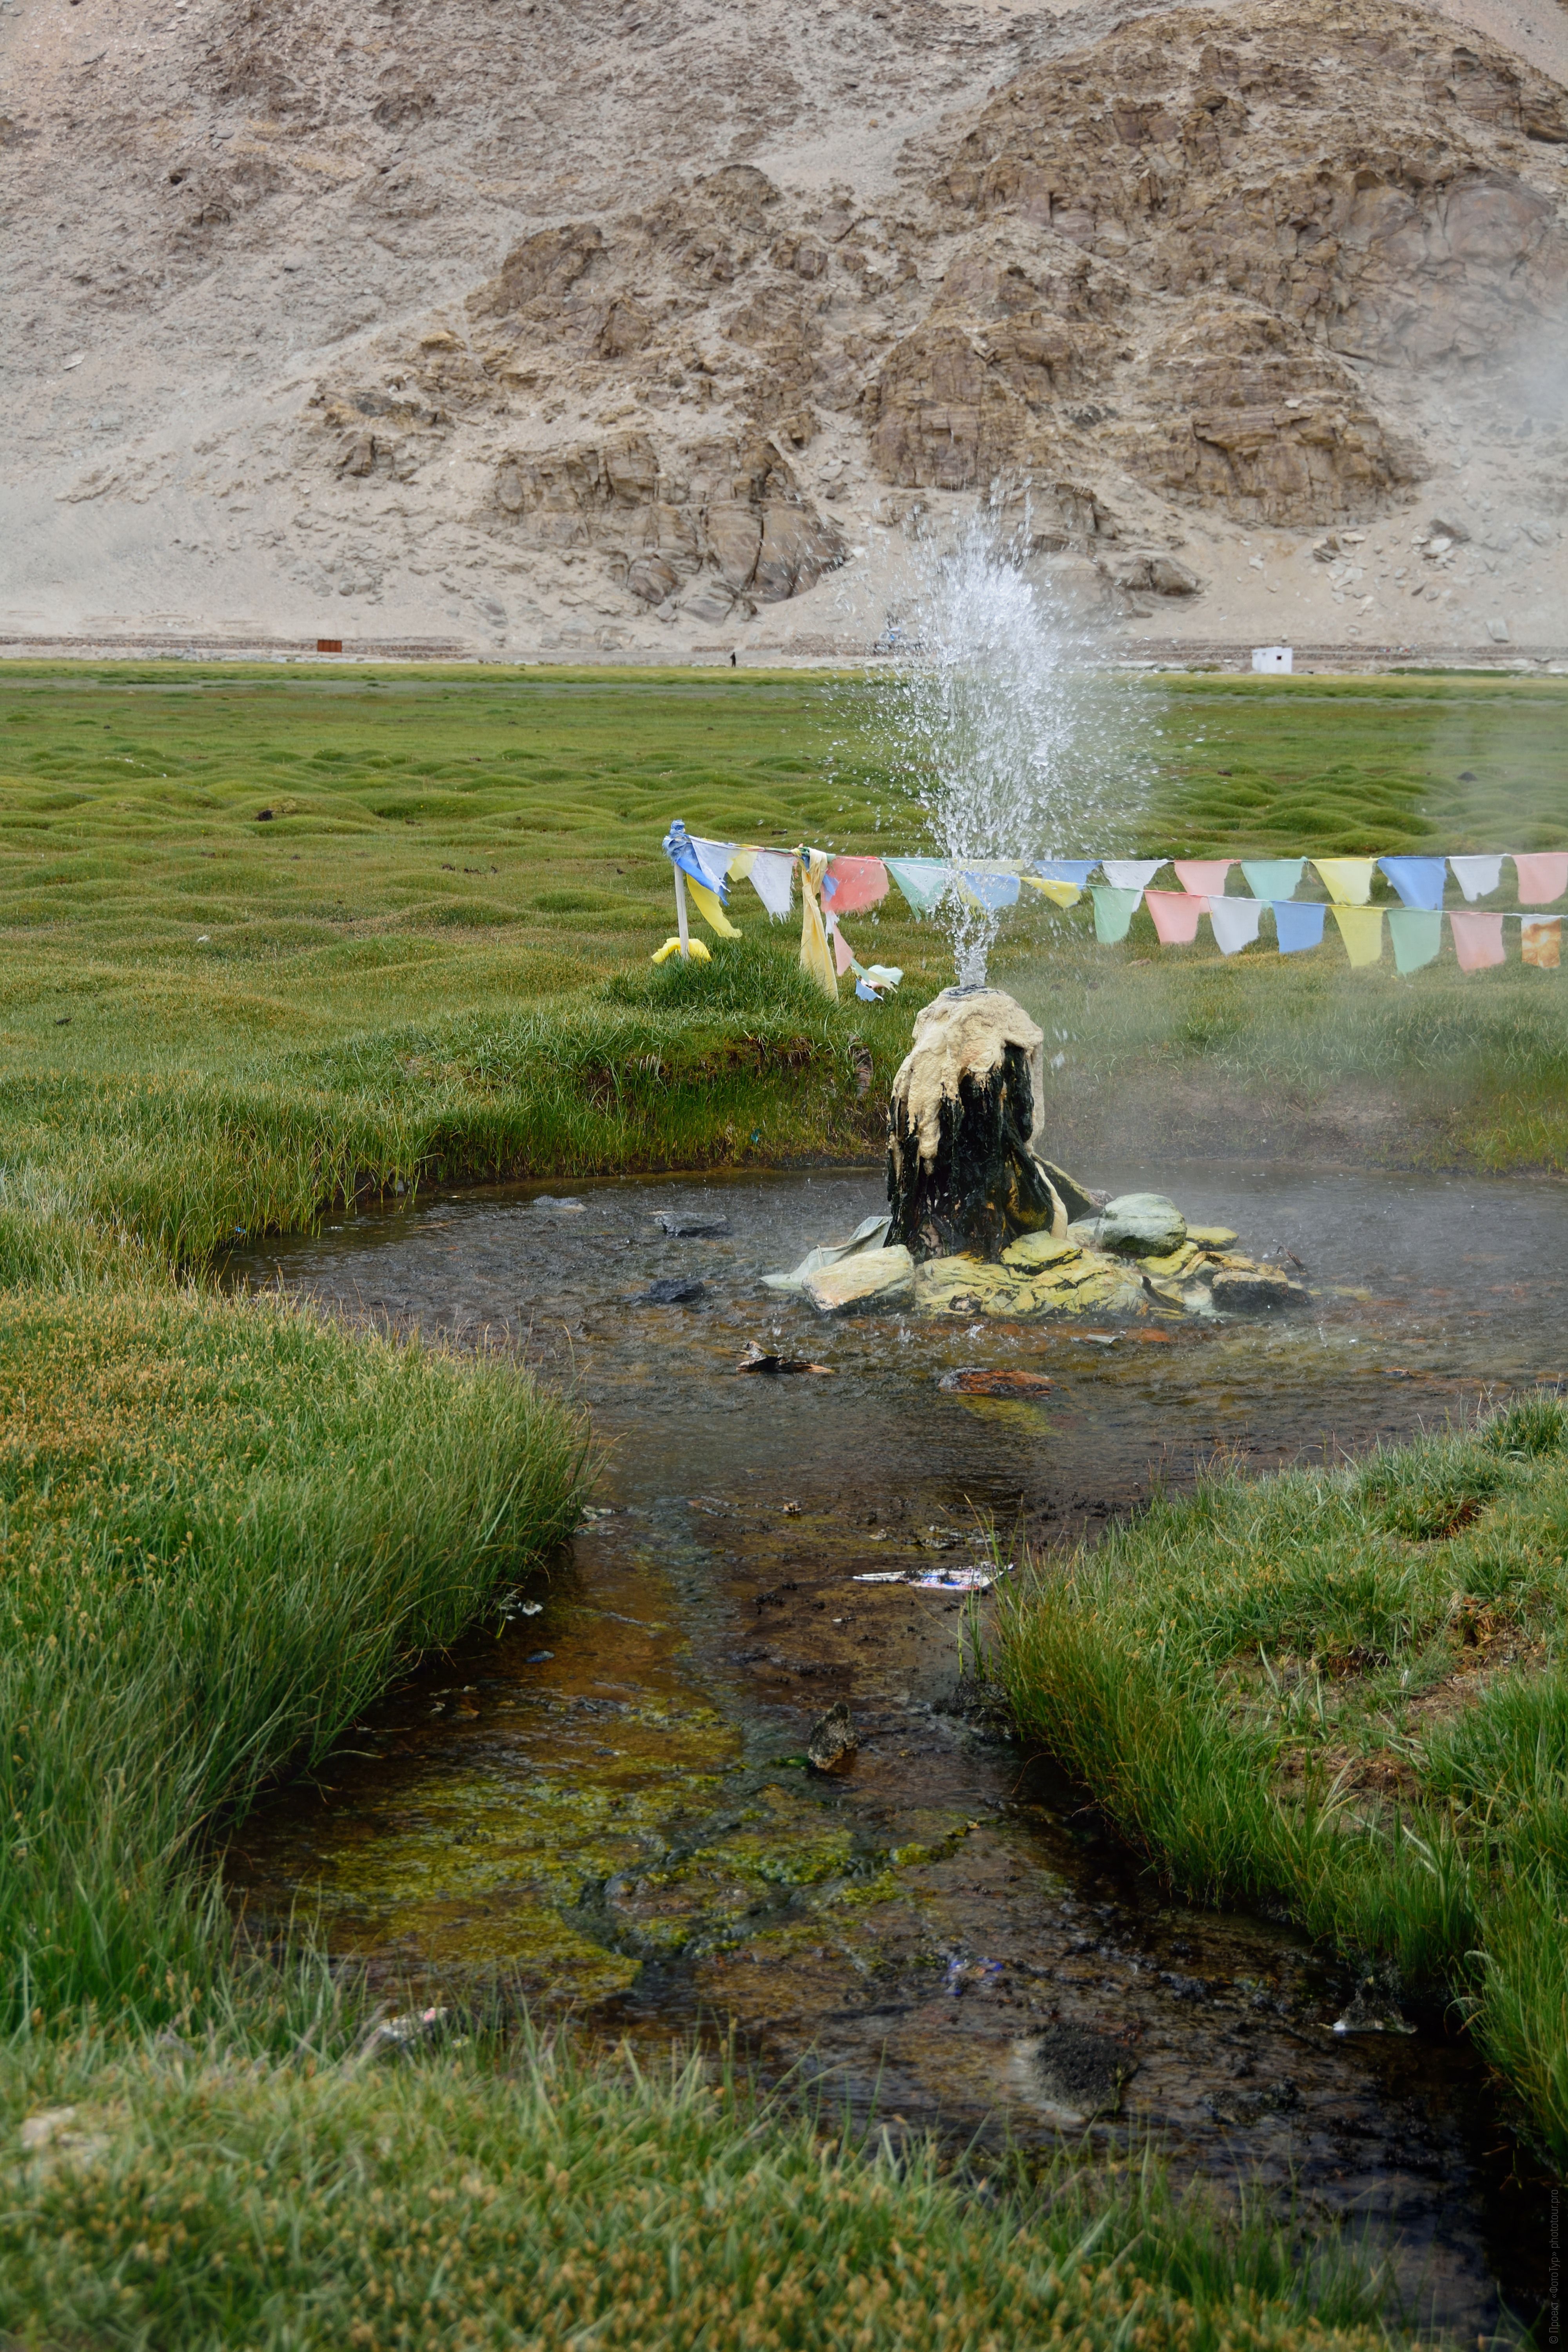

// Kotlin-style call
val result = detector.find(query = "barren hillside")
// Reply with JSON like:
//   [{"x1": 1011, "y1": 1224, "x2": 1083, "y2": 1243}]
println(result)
[{"x1": 2, "y1": 0, "x2": 1566, "y2": 659}]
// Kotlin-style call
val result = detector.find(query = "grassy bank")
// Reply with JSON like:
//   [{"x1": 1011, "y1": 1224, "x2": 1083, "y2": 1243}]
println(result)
[
  {"x1": 0, "y1": 2028, "x2": 1397, "y2": 2352},
  {"x1": 0, "y1": 1284, "x2": 584, "y2": 2025},
  {"x1": 994, "y1": 1392, "x2": 1568, "y2": 2170}
]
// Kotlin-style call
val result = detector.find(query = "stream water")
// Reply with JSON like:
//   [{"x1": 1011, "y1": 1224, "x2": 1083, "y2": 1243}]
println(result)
[{"x1": 227, "y1": 1164, "x2": 1568, "y2": 2338}]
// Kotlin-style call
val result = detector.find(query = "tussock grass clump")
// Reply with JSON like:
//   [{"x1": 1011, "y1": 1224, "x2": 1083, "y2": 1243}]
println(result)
[
  {"x1": 995, "y1": 1394, "x2": 1568, "y2": 2168},
  {"x1": 0, "y1": 2028, "x2": 1394, "y2": 2352},
  {"x1": 0, "y1": 1285, "x2": 585, "y2": 2025}
]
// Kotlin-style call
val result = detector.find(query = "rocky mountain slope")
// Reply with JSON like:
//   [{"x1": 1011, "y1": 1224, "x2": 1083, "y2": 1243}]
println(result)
[{"x1": 2, "y1": 0, "x2": 1566, "y2": 657}]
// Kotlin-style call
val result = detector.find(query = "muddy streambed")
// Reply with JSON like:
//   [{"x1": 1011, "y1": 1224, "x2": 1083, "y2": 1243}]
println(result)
[{"x1": 227, "y1": 1164, "x2": 1568, "y2": 2336}]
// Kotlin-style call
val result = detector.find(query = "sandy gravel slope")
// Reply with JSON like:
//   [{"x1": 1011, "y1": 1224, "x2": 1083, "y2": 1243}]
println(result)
[{"x1": 2, "y1": 0, "x2": 1564, "y2": 658}]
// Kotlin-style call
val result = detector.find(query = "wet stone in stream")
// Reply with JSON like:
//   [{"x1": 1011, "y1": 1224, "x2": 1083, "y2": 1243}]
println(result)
[{"x1": 227, "y1": 1163, "x2": 1568, "y2": 2339}]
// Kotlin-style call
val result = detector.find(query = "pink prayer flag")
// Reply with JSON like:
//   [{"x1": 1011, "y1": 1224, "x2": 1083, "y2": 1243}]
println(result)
[
  {"x1": 1173, "y1": 860, "x2": 1232, "y2": 898},
  {"x1": 1514, "y1": 853, "x2": 1568, "y2": 907},
  {"x1": 824, "y1": 856, "x2": 890, "y2": 915},
  {"x1": 1145, "y1": 889, "x2": 1205, "y2": 945},
  {"x1": 833, "y1": 924, "x2": 856, "y2": 976},
  {"x1": 1450, "y1": 911, "x2": 1506, "y2": 974}
]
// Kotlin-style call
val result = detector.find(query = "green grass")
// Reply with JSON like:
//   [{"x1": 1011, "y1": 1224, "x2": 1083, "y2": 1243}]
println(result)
[
  {"x1": 1142, "y1": 673, "x2": 1566, "y2": 858},
  {"x1": 0, "y1": 2025, "x2": 1397, "y2": 2352},
  {"x1": 993, "y1": 1392, "x2": 1568, "y2": 2172},
  {"x1": 0, "y1": 1285, "x2": 584, "y2": 2026},
  {"x1": 3, "y1": 663, "x2": 1563, "y2": 1272},
  {"x1": 0, "y1": 659, "x2": 1562, "y2": 2337}
]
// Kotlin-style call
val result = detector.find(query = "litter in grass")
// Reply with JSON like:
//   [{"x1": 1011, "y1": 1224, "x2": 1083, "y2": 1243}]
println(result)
[
  {"x1": 851, "y1": 1564, "x2": 1013, "y2": 1591},
  {"x1": 913, "y1": 1564, "x2": 1012, "y2": 1592},
  {"x1": 352, "y1": 2005, "x2": 448, "y2": 2066}
]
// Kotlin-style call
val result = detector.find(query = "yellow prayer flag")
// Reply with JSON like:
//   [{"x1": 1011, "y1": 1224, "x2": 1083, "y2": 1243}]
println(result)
[
  {"x1": 685, "y1": 874, "x2": 742, "y2": 938},
  {"x1": 1313, "y1": 858, "x2": 1376, "y2": 906},
  {"x1": 1022, "y1": 876, "x2": 1082, "y2": 910},
  {"x1": 652, "y1": 935, "x2": 711, "y2": 964},
  {"x1": 1331, "y1": 905, "x2": 1385, "y2": 966},
  {"x1": 796, "y1": 849, "x2": 838, "y2": 999}
]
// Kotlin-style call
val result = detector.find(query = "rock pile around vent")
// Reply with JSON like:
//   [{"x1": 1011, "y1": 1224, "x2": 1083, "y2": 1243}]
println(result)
[
  {"x1": 913, "y1": 1195, "x2": 1310, "y2": 1321},
  {"x1": 790, "y1": 1194, "x2": 1311, "y2": 1320}
]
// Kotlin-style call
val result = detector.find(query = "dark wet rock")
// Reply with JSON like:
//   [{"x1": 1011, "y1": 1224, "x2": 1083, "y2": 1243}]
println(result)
[
  {"x1": 1013, "y1": 2022, "x2": 1136, "y2": 2120},
  {"x1": 1211, "y1": 1269, "x2": 1311, "y2": 1313},
  {"x1": 939, "y1": 1367, "x2": 1054, "y2": 1396},
  {"x1": 806, "y1": 1700, "x2": 857, "y2": 1771},
  {"x1": 1332, "y1": 1980, "x2": 1416, "y2": 2035},
  {"x1": 653, "y1": 1210, "x2": 731, "y2": 1237},
  {"x1": 639, "y1": 1277, "x2": 707, "y2": 1305},
  {"x1": 737, "y1": 1341, "x2": 832, "y2": 1375}
]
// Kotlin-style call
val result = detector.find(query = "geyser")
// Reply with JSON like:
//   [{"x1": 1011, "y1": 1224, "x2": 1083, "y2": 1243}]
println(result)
[{"x1": 886, "y1": 986, "x2": 1099, "y2": 1261}]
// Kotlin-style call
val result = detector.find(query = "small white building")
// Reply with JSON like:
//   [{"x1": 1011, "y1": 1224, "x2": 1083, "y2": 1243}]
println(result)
[{"x1": 1251, "y1": 645, "x2": 1294, "y2": 673}]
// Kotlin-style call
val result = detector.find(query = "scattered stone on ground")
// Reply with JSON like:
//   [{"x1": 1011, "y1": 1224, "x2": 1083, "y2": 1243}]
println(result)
[
  {"x1": 802, "y1": 1245, "x2": 916, "y2": 1314},
  {"x1": 1332, "y1": 1981, "x2": 1417, "y2": 2034},
  {"x1": 806, "y1": 1700, "x2": 858, "y2": 1773},
  {"x1": 653, "y1": 1212, "x2": 730, "y2": 1238},
  {"x1": 737, "y1": 1340, "x2": 833, "y2": 1374},
  {"x1": 639, "y1": 1276, "x2": 707, "y2": 1305},
  {"x1": 939, "y1": 1367, "x2": 1054, "y2": 1396},
  {"x1": 1092, "y1": 1193, "x2": 1189, "y2": 1257},
  {"x1": 763, "y1": 1214, "x2": 892, "y2": 1294},
  {"x1": 1011, "y1": 2023, "x2": 1138, "y2": 2123},
  {"x1": 1210, "y1": 1268, "x2": 1312, "y2": 1312}
]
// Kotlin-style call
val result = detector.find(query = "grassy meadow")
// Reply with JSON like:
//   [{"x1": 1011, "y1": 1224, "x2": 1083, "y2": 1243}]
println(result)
[
  {"x1": 0, "y1": 663, "x2": 1563, "y2": 1272},
  {"x1": 995, "y1": 1392, "x2": 1568, "y2": 2171},
  {"x1": 0, "y1": 658, "x2": 1564, "y2": 2341}
]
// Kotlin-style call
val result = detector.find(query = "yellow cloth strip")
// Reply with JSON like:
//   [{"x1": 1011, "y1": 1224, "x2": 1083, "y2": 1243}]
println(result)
[
  {"x1": 1331, "y1": 905, "x2": 1385, "y2": 966},
  {"x1": 652, "y1": 935, "x2": 710, "y2": 964},
  {"x1": 1022, "y1": 876, "x2": 1082, "y2": 910},
  {"x1": 797, "y1": 849, "x2": 838, "y2": 999},
  {"x1": 1314, "y1": 858, "x2": 1376, "y2": 906},
  {"x1": 727, "y1": 848, "x2": 757, "y2": 881},
  {"x1": 685, "y1": 874, "x2": 742, "y2": 938}
]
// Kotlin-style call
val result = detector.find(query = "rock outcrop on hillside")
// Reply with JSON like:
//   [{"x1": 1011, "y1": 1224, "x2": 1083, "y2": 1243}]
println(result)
[{"x1": 2, "y1": 0, "x2": 1564, "y2": 653}]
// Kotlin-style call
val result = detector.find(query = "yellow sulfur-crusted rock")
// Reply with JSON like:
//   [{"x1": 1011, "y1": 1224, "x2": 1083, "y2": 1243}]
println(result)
[
  {"x1": 1001, "y1": 1231, "x2": 1082, "y2": 1273},
  {"x1": 1187, "y1": 1227, "x2": 1239, "y2": 1249},
  {"x1": 1142, "y1": 1241, "x2": 1202, "y2": 1279}
]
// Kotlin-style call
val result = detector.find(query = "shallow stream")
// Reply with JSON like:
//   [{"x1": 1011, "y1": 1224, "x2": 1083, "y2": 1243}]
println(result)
[{"x1": 229, "y1": 1164, "x2": 1568, "y2": 2337}]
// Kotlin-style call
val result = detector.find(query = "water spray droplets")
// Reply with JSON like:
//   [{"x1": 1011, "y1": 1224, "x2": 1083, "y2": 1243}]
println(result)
[{"x1": 873, "y1": 515, "x2": 1153, "y2": 987}]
